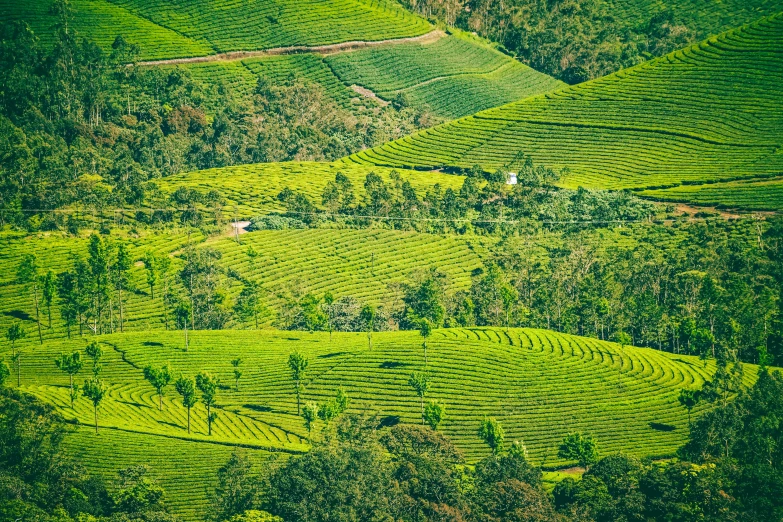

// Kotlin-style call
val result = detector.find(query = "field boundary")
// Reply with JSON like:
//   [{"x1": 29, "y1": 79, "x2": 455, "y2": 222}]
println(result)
[{"x1": 134, "y1": 29, "x2": 446, "y2": 67}]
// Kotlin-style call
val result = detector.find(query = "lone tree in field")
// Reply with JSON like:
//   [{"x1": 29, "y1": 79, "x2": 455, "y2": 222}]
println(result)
[
  {"x1": 196, "y1": 371, "x2": 219, "y2": 436},
  {"x1": 424, "y1": 400, "x2": 445, "y2": 430},
  {"x1": 85, "y1": 341, "x2": 103, "y2": 376},
  {"x1": 55, "y1": 351, "x2": 84, "y2": 407},
  {"x1": 359, "y1": 305, "x2": 375, "y2": 350},
  {"x1": 288, "y1": 352, "x2": 309, "y2": 415},
  {"x1": 175, "y1": 375, "x2": 198, "y2": 433},
  {"x1": 174, "y1": 300, "x2": 192, "y2": 351},
  {"x1": 419, "y1": 318, "x2": 432, "y2": 365},
  {"x1": 6, "y1": 323, "x2": 25, "y2": 386},
  {"x1": 82, "y1": 377, "x2": 107, "y2": 434},
  {"x1": 408, "y1": 371, "x2": 431, "y2": 424},
  {"x1": 41, "y1": 270, "x2": 56, "y2": 328},
  {"x1": 323, "y1": 292, "x2": 335, "y2": 342},
  {"x1": 302, "y1": 402, "x2": 319, "y2": 441},
  {"x1": 679, "y1": 388, "x2": 700, "y2": 427},
  {"x1": 231, "y1": 358, "x2": 243, "y2": 391},
  {"x1": 478, "y1": 417, "x2": 505, "y2": 455},
  {"x1": 143, "y1": 364, "x2": 173, "y2": 410},
  {"x1": 17, "y1": 254, "x2": 42, "y2": 344},
  {"x1": 144, "y1": 251, "x2": 158, "y2": 299},
  {"x1": 558, "y1": 432, "x2": 598, "y2": 471},
  {"x1": 114, "y1": 242, "x2": 132, "y2": 332}
]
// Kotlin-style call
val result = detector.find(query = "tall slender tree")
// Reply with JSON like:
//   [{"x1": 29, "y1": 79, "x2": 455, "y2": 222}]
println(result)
[
  {"x1": 114, "y1": 242, "x2": 132, "y2": 333},
  {"x1": 359, "y1": 305, "x2": 375, "y2": 350},
  {"x1": 82, "y1": 376, "x2": 107, "y2": 434},
  {"x1": 231, "y1": 358, "x2": 242, "y2": 391},
  {"x1": 288, "y1": 352, "x2": 309, "y2": 416},
  {"x1": 175, "y1": 375, "x2": 197, "y2": 434},
  {"x1": 41, "y1": 270, "x2": 56, "y2": 329},
  {"x1": 85, "y1": 340, "x2": 103, "y2": 376},
  {"x1": 408, "y1": 371, "x2": 431, "y2": 424},
  {"x1": 55, "y1": 351, "x2": 83, "y2": 407},
  {"x1": 17, "y1": 254, "x2": 42, "y2": 344},
  {"x1": 143, "y1": 364, "x2": 173, "y2": 410},
  {"x1": 6, "y1": 323, "x2": 25, "y2": 386},
  {"x1": 478, "y1": 417, "x2": 505, "y2": 455},
  {"x1": 419, "y1": 318, "x2": 433, "y2": 365},
  {"x1": 196, "y1": 371, "x2": 219, "y2": 436},
  {"x1": 144, "y1": 251, "x2": 158, "y2": 299}
]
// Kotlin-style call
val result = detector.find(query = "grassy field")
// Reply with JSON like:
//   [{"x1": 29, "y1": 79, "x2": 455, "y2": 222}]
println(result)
[
  {"x1": 641, "y1": 176, "x2": 783, "y2": 211},
  {"x1": 326, "y1": 32, "x2": 564, "y2": 118},
  {"x1": 345, "y1": 12, "x2": 783, "y2": 191},
  {"x1": 5, "y1": 327, "x2": 761, "y2": 519},
  {"x1": 0, "y1": 0, "x2": 430, "y2": 60}
]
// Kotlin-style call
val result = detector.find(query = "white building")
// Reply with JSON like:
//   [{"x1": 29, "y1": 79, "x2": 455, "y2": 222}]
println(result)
[{"x1": 507, "y1": 172, "x2": 518, "y2": 185}]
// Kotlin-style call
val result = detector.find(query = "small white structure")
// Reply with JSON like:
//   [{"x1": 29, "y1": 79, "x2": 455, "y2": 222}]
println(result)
[{"x1": 507, "y1": 172, "x2": 518, "y2": 185}]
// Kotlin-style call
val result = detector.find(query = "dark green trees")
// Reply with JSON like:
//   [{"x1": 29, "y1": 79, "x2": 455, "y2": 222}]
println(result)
[{"x1": 143, "y1": 364, "x2": 173, "y2": 410}]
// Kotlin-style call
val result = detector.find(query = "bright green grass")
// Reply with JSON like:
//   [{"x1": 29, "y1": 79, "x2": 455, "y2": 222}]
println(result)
[
  {"x1": 109, "y1": 0, "x2": 430, "y2": 53},
  {"x1": 63, "y1": 427, "x2": 276, "y2": 520},
  {"x1": 346, "y1": 13, "x2": 783, "y2": 191},
  {"x1": 326, "y1": 33, "x2": 564, "y2": 118},
  {"x1": 9, "y1": 328, "x2": 760, "y2": 470},
  {"x1": 153, "y1": 161, "x2": 465, "y2": 217},
  {"x1": 0, "y1": 0, "x2": 212, "y2": 60},
  {"x1": 641, "y1": 176, "x2": 783, "y2": 210}
]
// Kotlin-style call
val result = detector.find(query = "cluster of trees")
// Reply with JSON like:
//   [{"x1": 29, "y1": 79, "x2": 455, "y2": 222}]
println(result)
[
  {"x1": 401, "y1": 0, "x2": 694, "y2": 83},
  {"x1": 270, "y1": 159, "x2": 659, "y2": 235},
  {"x1": 0, "y1": 1, "x2": 437, "y2": 229}
]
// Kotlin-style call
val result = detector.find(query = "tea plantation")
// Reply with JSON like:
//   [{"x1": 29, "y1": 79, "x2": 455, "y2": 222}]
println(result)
[
  {"x1": 347, "y1": 13, "x2": 783, "y2": 191},
  {"x1": 0, "y1": 0, "x2": 431, "y2": 60},
  {"x1": 6, "y1": 327, "x2": 758, "y2": 518},
  {"x1": 642, "y1": 177, "x2": 783, "y2": 211}
]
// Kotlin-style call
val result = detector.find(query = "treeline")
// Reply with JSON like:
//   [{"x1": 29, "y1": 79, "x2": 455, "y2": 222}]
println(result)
[
  {"x1": 1, "y1": 362, "x2": 781, "y2": 521},
  {"x1": 267, "y1": 159, "x2": 661, "y2": 235},
  {"x1": 0, "y1": 1, "x2": 436, "y2": 227},
  {"x1": 401, "y1": 0, "x2": 694, "y2": 83}
]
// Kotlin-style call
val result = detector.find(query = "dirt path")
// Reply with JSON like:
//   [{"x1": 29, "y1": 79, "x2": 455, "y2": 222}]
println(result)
[
  {"x1": 135, "y1": 29, "x2": 446, "y2": 67},
  {"x1": 350, "y1": 84, "x2": 390, "y2": 105}
]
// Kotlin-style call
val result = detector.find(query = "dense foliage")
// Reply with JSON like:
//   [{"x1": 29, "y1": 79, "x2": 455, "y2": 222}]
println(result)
[
  {"x1": 400, "y1": 0, "x2": 694, "y2": 83},
  {"x1": 0, "y1": 9, "x2": 434, "y2": 226}
]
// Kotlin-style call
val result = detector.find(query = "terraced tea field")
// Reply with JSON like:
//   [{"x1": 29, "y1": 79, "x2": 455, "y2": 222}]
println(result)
[
  {"x1": 642, "y1": 177, "x2": 783, "y2": 211},
  {"x1": 326, "y1": 33, "x2": 564, "y2": 118},
  {"x1": 153, "y1": 161, "x2": 464, "y2": 216},
  {"x1": 6, "y1": 327, "x2": 761, "y2": 518},
  {"x1": 1, "y1": 0, "x2": 430, "y2": 60},
  {"x1": 347, "y1": 13, "x2": 783, "y2": 191}
]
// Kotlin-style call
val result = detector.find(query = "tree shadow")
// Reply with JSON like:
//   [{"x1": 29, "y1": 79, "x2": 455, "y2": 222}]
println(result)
[
  {"x1": 318, "y1": 352, "x2": 348, "y2": 359},
  {"x1": 649, "y1": 422, "x2": 676, "y2": 432},
  {"x1": 243, "y1": 404, "x2": 273, "y2": 413},
  {"x1": 143, "y1": 341, "x2": 164, "y2": 347},
  {"x1": 3, "y1": 310, "x2": 32, "y2": 321},
  {"x1": 379, "y1": 361, "x2": 407, "y2": 369},
  {"x1": 379, "y1": 415, "x2": 400, "y2": 428}
]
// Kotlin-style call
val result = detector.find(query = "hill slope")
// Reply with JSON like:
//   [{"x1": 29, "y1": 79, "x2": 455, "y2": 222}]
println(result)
[
  {"x1": 346, "y1": 13, "x2": 783, "y2": 191},
  {"x1": 8, "y1": 327, "x2": 759, "y2": 519}
]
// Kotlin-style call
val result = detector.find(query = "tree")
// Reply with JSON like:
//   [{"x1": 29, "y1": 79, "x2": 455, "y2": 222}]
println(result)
[
  {"x1": 174, "y1": 299, "x2": 192, "y2": 351},
  {"x1": 323, "y1": 292, "x2": 335, "y2": 341},
  {"x1": 211, "y1": 451, "x2": 259, "y2": 522},
  {"x1": 114, "y1": 241, "x2": 132, "y2": 332},
  {"x1": 302, "y1": 402, "x2": 319, "y2": 441},
  {"x1": 112, "y1": 465, "x2": 166, "y2": 515},
  {"x1": 423, "y1": 400, "x2": 445, "y2": 430},
  {"x1": 234, "y1": 282, "x2": 266, "y2": 329},
  {"x1": 55, "y1": 351, "x2": 83, "y2": 407},
  {"x1": 614, "y1": 331, "x2": 632, "y2": 349},
  {"x1": 231, "y1": 358, "x2": 243, "y2": 391},
  {"x1": 408, "y1": 371, "x2": 431, "y2": 424},
  {"x1": 144, "y1": 251, "x2": 158, "y2": 299},
  {"x1": 17, "y1": 253, "x2": 42, "y2": 344},
  {"x1": 85, "y1": 340, "x2": 103, "y2": 376},
  {"x1": 0, "y1": 359, "x2": 10, "y2": 387},
  {"x1": 288, "y1": 351, "x2": 309, "y2": 415},
  {"x1": 82, "y1": 376, "x2": 107, "y2": 434},
  {"x1": 143, "y1": 364, "x2": 172, "y2": 410},
  {"x1": 87, "y1": 234, "x2": 111, "y2": 335},
  {"x1": 479, "y1": 417, "x2": 505, "y2": 455},
  {"x1": 679, "y1": 388, "x2": 700, "y2": 427},
  {"x1": 419, "y1": 318, "x2": 433, "y2": 365},
  {"x1": 359, "y1": 304, "x2": 375, "y2": 350},
  {"x1": 175, "y1": 375, "x2": 198, "y2": 433},
  {"x1": 196, "y1": 371, "x2": 219, "y2": 435},
  {"x1": 558, "y1": 432, "x2": 598, "y2": 471},
  {"x1": 158, "y1": 255, "x2": 172, "y2": 329},
  {"x1": 6, "y1": 323, "x2": 25, "y2": 386},
  {"x1": 41, "y1": 270, "x2": 56, "y2": 328},
  {"x1": 318, "y1": 388, "x2": 350, "y2": 430}
]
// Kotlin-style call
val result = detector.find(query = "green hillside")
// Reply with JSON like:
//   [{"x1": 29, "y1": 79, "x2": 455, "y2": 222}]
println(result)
[
  {"x1": 346, "y1": 12, "x2": 783, "y2": 192},
  {"x1": 0, "y1": 0, "x2": 431, "y2": 60},
  {"x1": 6, "y1": 327, "x2": 757, "y2": 518},
  {"x1": 325, "y1": 32, "x2": 564, "y2": 118},
  {"x1": 641, "y1": 177, "x2": 783, "y2": 210}
]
